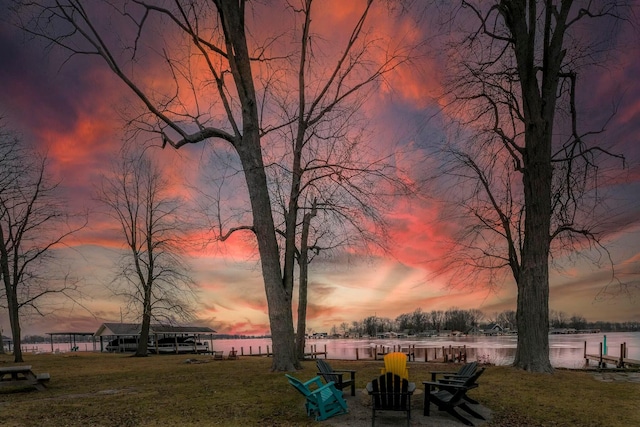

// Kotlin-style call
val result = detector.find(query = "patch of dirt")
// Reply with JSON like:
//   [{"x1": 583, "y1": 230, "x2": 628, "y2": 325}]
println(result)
[{"x1": 322, "y1": 389, "x2": 491, "y2": 427}]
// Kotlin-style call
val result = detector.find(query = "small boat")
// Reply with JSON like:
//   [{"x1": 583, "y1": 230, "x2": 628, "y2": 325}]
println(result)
[
  {"x1": 149, "y1": 336, "x2": 209, "y2": 354},
  {"x1": 105, "y1": 337, "x2": 141, "y2": 353}
]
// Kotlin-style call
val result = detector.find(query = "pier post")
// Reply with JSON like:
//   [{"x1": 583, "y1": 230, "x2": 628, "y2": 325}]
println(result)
[
  {"x1": 356, "y1": 348, "x2": 359, "y2": 360},
  {"x1": 619, "y1": 343, "x2": 624, "y2": 368},
  {"x1": 599, "y1": 342, "x2": 603, "y2": 368}
]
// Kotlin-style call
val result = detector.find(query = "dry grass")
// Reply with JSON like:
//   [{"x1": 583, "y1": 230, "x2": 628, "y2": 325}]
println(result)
[{"x1": 0, "y1": 352, "x2": 638, "y2": 427}]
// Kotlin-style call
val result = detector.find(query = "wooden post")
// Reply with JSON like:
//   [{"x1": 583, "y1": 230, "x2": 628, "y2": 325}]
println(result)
[
  {"x1": 599, "y1": 342, "x2": 603, "y2": 368},
  {"x1": 356, "y1": 348, "x2": 359, "y2": 360},
  {"x1": 324, "y1": 344, "x2": 327, "y2": 359},
  {"x1": 619, "y1": 343, "x2": 624, "y2": 368},
  {"x1": 267, "y1": 345, "x2": 270, "y2": 356}
]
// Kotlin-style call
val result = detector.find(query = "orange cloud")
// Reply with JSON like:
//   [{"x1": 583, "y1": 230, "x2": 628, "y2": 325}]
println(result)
[{"x1": 3, "y1": 1, "x2": 639, "y2": 340}]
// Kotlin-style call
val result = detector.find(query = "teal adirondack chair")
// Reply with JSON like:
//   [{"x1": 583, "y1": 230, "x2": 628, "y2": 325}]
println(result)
[{"x1": 285, "y1": 374, "x2": 349, "y2": 421}]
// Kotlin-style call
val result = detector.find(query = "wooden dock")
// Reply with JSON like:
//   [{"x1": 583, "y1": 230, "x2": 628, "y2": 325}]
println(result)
[
  {"x1": 371, "y1": 344, "x2": 467, "y2": 363},
  {"x1": 233, "y1": 344, "x2": 327, "y2": 359},
  {"x1": 584, "y1": 341, "x2": 640, "y2": 368},
  {"x1": 303, "y1": 344, "x2": 328, "y2": 359}
]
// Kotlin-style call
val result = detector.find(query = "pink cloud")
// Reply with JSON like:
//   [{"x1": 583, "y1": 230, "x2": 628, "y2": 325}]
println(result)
[{"x1": 1, "y1": 1, "x2": 639, "y2": 340}]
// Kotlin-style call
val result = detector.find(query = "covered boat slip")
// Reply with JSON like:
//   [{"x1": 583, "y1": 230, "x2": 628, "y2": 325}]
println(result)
[
  {"x1": 94, "y1": 323, "x2": 216, "y2": 354},
  {"x1": 46, "y1": 332, "x2": 97, "y2": 352}
]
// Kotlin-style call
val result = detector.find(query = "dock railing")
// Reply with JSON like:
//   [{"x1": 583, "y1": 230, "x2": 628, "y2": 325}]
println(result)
[{"x1": 584, "y1": 341, "x2": 640, "y2": 368}]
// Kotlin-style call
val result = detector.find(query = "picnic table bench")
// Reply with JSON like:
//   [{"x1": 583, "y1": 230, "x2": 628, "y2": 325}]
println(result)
[{"x1": 0, "y1": 365, "x2": 50, "y2": 391}]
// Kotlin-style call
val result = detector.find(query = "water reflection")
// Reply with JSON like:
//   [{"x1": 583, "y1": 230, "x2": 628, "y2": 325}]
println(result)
[
  {"x1": 24, "y1": 331, "x2": 638, "y2": 368},
  {"x1": 211, "y1": 331, "x2": 639, "y2": 369}
]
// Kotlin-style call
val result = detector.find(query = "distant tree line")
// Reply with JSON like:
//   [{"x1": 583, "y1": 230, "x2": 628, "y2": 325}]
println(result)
[{"x1": 326, "y1": 308, "x2": 639, "y2": 337}]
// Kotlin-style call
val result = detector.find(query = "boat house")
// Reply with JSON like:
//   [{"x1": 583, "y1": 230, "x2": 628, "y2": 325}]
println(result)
[{"x1": 94, "y1": 322, "x2": 216, "y2": 354}]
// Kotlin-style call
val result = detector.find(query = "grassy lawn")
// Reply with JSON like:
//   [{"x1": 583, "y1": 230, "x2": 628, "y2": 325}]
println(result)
[{"x1": 0, "y1": 352, "x2": 638, "y2": 426}]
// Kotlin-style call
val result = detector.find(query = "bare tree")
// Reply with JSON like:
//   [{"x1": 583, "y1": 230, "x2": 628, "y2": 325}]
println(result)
[
  {"x1": 430, "y1": 1, "x2": 630, "y2": 372},
  {"x1": 97, "y1": 147, "x2": 197, "y2": 357},
  {"x1": 0, "y1": 121, "x2": 85, "y2": 362},
  {"x1": 268, "y1": 123, "x2": 409, "y2": 359},
  {"x1": 496, "y1": 310, "x2": 517, "y2": 330},
  {"x1": 262, "y1": 0, "x2": 414, "y2": 359},
  {"x1": 13, "y1": 0, "x2": 300, "y2": 370},
  {"x1": 15, "y1": 0, "x2": 415, "y2": 370},
  {"x1": 430, "y1": 310, "x2": 444, "y2": 332}
]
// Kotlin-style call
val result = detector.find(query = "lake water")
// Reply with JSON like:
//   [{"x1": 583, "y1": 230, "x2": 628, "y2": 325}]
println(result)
[
  {"x1": 18, "y1": 331, "x2": 639, "y2": 369},
  {"x1": 209, "y1": 332, "x2": 639, "y2": 369}
]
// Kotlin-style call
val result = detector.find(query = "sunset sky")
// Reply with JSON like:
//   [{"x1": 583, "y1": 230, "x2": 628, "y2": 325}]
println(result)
[{"x1": 1, "y1": 1, "x2": 639, "y2": 338}]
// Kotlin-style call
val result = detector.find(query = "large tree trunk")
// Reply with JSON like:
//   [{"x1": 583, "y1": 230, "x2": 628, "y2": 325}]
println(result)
[
  {"x1": 238, "y1": 139, "x2": 298, "y2": 370},
  {"x1": 514, "y1": 266, "x2": 552, "y2": 372},
  {"x1": 218, "y1": 1, "x2": 298, "y2": 371},
  {"x1": 513, "y1": 126, "x2": 553, "y2": 373},
  {"x1": 135, "y1": 295, "x2": 152, "y2": 357},
  {"x1": 7, "y1": 291, "x2": 23, "y2": 363},
  {"x1": 505, "y1": 1, "x2": 566, "y2": 373},
  {"x1": 0, "y1": 227, "x2": 22, "y2": 362},
  {"x1": 242, "y1": 152, "x2": 298, "y2": 371}
]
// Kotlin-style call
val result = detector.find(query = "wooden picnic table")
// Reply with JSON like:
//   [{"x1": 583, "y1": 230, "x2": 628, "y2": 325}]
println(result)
[{"x1": 0, "y1": 365, "x2": 50, "y2": 391}]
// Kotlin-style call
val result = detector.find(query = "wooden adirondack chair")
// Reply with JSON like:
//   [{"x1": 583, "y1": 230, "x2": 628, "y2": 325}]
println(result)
[
  {"x1": 366, "y1": 372, "x2": 415, "y2": 427},
  {"x1": 316, "y1": 359, "x2": 356, "y2": 396},
  {"x1": 380, "y1": 352, "x2": 409, "y2": 380},
  {"x1": 429, "y1": 361, "x2": 477, "y2": 382},
  {"x1": 429, "y1": 361, "x2": 479, "y2": 404},
  {"x1": 285, "y1": 374, "x2": 349, "y2": 421},
  {"x1": 422, "y1": 367, "x2": 486, "y2": 426}
]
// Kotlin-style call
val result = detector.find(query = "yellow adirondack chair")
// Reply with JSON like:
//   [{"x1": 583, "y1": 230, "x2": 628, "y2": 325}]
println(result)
[{"x1": 381, "y1": 352, "x2": 409, "y2": 380}]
